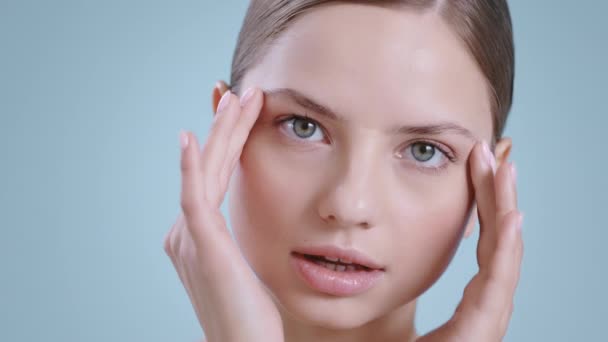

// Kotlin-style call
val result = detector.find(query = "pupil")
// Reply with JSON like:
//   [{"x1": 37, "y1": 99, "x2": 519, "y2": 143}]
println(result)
[
  {"x1": 294, "y1": 119, "x2": 315, "y2": 138},
  {"x1": 413, "y1": 143, "x2": 435, "y2": 162}
]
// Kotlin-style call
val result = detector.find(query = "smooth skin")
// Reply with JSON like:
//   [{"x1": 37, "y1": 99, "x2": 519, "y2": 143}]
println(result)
[
  {"x1": 164, "y1": 4, "x2": 523, "y2": 342},
  {"x1": 166, "y1": 88, "x2": 522, "y2": 342}
]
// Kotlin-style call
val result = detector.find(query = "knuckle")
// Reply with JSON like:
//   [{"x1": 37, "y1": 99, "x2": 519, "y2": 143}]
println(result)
[
  {"x1": 163, "y1": 233, "x2": 172, "y2": 255},
  {"x1": 482, "y1": 270, "x2": 502, "y2": 290},
  {"x1": 177, "y1": 245, "x2": 198, "y2": 265},
  {"x1": 211, "y1": 113, "x2": 228, "y2": 133},
  {"x1": 180, "y1": 195, "x2": 196, "y2": 216},
  {"x1": 497, "y1": 210, "x2": 520, "y2": 239},
  {"x1": 501, "y1": 209, "x2": 520, "y2": 225},
  {"x1": 180, "y1": 152, "x2": 190, "y2": 173}
]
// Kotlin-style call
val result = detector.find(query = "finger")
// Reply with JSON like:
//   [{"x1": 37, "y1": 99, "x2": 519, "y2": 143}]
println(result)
[
  {"x1": 493, "y1": 158, "x2": 520, "y2": 293},
  {"x1": 495, "y1": 161, "x2": 517, "y2": 218},
  {"x1": 171, "y1": 213, "x2": 186, "y2": 255},
  {"x1": 163, "y1": 221, "x2": 175, "y2": 256},
  {"x1": 469, "y1": 141, "x2": 498, "y2": 267},
  {"x1": 489, "y1": 154, "x2": 521, "y2": 290},
  {"x1": 180, "y1": 131, "x2": 208, "y2": 243},
  {"x1": 499, "y1": 218, "x2": 524, "y2": 331},
  {"x1": 163, "y1": 215, "x2": 189, "y2": 290},
  {"x1": 447, "y1": 146, "x2": 523, "y2": 340},
  {"x1": 164, "y1": 212, "x2": 183, "y2": 255},
  {"x1": 453, "y1": 211, "x2": 522, "y2": 341},
  {"x1": 486, "y1": 211, "x2": 522, "y2": 311},
  {"x1": 200, "y1": 91, "x2": 242, "y2": 206},
  {"x1": 219, "y1": 87, "x2": 263, "y2": 189},
  {"x1": 488, "y1": 211, "x2": 523, "y2": 337},
  {"x1": 499, "y1": 301, "x2": 515, "y2": 337}
]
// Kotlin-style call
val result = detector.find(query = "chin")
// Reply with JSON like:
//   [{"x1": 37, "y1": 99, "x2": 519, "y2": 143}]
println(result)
[
  {"x1": 278, "y1": 294, "x2": 384, "y2": 329},
  {"x1": 267, "y1": 275, "x2": 410, "y2": 331}
]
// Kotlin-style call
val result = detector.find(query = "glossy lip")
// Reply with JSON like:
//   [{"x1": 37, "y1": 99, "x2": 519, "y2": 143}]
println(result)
[
  {"x1": 289, "y1": 251, "x2": 385, "y2": 296},
  {"x1": 292, "y1": 245, "x2": 385, "y2": 270}
]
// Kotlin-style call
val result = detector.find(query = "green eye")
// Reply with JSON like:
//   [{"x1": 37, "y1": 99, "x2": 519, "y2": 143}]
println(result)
[
  {"x1": 277, "y1": 114, "x2": 326, "y2": 143},
  {"x1": 411, "y1": 142, "x2": 436, "y2": 162},
  {"x1": 399, "y1": 141, "x2": 453, "y2": 171},
  {"x1": 292, "y1": 118, "x2": 317, "y2": 138}
]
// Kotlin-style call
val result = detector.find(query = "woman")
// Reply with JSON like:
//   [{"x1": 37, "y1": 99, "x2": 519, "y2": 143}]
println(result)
[{"x1": 164, "y1": 1, "x2": 523, "y2": 341}]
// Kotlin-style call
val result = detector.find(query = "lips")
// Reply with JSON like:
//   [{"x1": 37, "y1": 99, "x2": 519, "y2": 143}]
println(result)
[
  {"x1": 299, "y1": 254, "x2": 372, "y2": 272},
  {"x1": 292, "y1": 245, "x2": 385, "y2": 270},
  {"x1": 290, "y1": 245, "x2": 385, "y2": 296}
]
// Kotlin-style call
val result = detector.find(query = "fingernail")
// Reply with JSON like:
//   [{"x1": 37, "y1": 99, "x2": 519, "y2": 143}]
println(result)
[
  {"x1": 217, "y1": 90, "x2": 232, "y2": 112},
  {"x1": 240, "y1": 87, "x2": 255, "y2": 106},
  {"x1": 482, "y1": 141, "x2": 496, "y2": 173},
  {"x1": 179, "y1": 130, "x2": 189, "y2": 150},
  {"x1": 511, "y1": 162, "x2": 517, "y2": 185}
]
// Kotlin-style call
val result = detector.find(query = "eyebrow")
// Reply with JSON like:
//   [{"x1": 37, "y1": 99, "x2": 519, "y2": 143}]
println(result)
[{"x1": 263, "y1": 87, "x2": 477, "y2": 141}]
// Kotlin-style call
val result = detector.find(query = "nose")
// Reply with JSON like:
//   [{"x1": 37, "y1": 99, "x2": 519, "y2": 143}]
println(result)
[{"x1": 316, "y1": 153, "x2": 381, "y2": 230}]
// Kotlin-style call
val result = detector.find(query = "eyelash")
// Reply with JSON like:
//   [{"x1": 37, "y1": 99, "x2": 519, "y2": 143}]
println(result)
[
  {"x1": 274, "y1": 113, "x2": 458, "y2": 172},
  {"x1": 275, "y1": 113, "x2": 330, "y2": 142},
  {"x1": 404, "y1": 140, "x2": 456, "y2": 174}
]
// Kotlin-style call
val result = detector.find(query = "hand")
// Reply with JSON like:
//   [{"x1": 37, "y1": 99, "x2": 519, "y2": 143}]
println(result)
[
  {"x1": 163, "y1": 88, "x2": 284, "y2": 342},
  {"x1": 418, "y1": 142, "x2": 524, "y2": 342}
]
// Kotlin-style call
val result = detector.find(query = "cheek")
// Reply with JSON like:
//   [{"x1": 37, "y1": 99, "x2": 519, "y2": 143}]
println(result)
[
  {"x1": 385, "y1": 169, "x2": 472, "y2": 297},
  {"x1": 227, "y1": 132, "x2": 323, "y2": 279}
]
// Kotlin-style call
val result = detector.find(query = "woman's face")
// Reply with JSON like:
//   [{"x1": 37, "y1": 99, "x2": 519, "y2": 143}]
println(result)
[{"x1": 227, "y1": 3, "x2": 493, "y2": 328}]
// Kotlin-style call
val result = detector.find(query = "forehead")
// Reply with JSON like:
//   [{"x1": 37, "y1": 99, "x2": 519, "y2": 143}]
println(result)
[{"x1": 243, "y1": 3, "x2": 492, "y2": 138}]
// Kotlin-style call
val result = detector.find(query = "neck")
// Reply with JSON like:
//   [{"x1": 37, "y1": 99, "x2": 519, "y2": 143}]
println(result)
[{"x1": 280, "y1": 300, "x2": 419, "y2": 342}]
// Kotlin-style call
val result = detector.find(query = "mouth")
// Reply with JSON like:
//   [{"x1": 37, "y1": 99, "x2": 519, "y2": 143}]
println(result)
[
  {"x1": 294, "y1": 253, "x2": 377, "y2": 272},
  {"x1": 301, "y1": 254, "x2": 372, "y2": 272},
  {"x1": 292, "y1": 245, "x2": 385, "y2": 270},
  {"x1": 289, "y1": 246, "x2": 385, "y2": 296}
]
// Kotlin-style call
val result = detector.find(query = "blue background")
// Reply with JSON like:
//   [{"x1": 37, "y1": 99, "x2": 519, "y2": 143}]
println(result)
[{"x1": 1, "y1": 1, "x2": 606, "y2": 341}]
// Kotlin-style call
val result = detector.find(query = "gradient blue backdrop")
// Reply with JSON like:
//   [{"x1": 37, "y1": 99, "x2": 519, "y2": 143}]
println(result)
[{"x1": 1, "y1": 1, "x2": 606, "y2": 341}]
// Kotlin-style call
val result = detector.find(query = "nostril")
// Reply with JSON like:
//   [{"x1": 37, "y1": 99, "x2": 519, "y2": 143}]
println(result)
[{"x1": 324, "y1": 216, "x2": 371, "y2": 229}]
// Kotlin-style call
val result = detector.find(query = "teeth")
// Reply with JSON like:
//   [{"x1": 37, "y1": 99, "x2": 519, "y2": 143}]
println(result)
[
  {"x1": 322, "y1": 256, "x2": 354, "y2": 264},
  {"x1": 309, "y1": 255, "x2": 367, "y2": 272},
  {"x1": 316, "y1": 261, "x2": 357, "y2": 272},
  {"x1": 327, "y1": 262, "x2": 337, "y2": 271}
]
